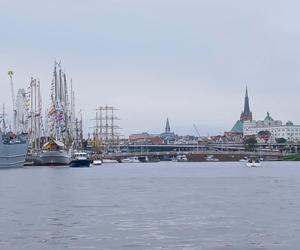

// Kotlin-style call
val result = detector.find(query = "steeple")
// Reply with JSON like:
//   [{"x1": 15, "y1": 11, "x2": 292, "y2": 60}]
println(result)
[
  {"x1": 240, "y1": 86, "x2": 252, "y2": 121},
  {"x1": 165, "y1": 118, "x2": 171, "y2": 134}
]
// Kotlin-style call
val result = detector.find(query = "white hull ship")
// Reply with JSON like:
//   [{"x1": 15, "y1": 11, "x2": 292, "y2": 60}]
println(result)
[
  {"x1": 39, "y1": 140, "x2": 70, "y2": 165},
  {"x1": 39, "y1": 62, "x2": 75, "y2": 166},
  {"x1": 39, "y1": 150, "x2": 70, "y2": 165},
  {"x1": 0, "y1": 133, "x2": 28, "y2": 168}
]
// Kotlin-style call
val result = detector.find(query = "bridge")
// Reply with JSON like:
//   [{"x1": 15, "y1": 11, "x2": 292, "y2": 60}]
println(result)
[
  {"x1": 104, "y1": 142, "x2": 299, "y2": 154},
  {"x1": 99, "y1": 143, "x2": 285, "y2": 162}
]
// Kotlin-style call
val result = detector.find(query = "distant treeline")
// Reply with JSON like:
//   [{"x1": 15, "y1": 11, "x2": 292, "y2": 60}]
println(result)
[{"x1": 283, "y1": 154, "x2": 300, "y2": 161}]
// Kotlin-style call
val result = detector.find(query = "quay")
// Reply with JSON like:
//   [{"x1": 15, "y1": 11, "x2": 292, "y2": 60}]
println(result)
[{"x1": 100, "y1": 149, "x2": 283, "y2": 162}]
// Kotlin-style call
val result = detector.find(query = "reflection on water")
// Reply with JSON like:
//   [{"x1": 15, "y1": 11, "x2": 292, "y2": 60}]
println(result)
[{"x1": 0, "y1": 162, "x2": 300, "y2": 249}]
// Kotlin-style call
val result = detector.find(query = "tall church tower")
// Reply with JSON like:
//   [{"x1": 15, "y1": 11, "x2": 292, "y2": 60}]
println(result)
[
  {"x1": 240, "y1": 87, "x2": 252, "y2": 121},
  {"x1": 165, "y1": 118, "x2": 171, "y2": 134}
]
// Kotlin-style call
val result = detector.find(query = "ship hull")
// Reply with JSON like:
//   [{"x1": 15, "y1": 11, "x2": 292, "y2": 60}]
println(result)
[
  {"x1": 39, "y1": 150, "x2": 71, "y2": 165},
  {"x1": 0, "y1": 142, "x2": 28, "y2": 169},
  {"x1": 69, "y1": 159, "x2": 91, "y2": 168}
]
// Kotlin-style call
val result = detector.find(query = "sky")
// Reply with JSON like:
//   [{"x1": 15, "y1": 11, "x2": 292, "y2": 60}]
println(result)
[{"x1": 1, "y1": 0, "x2": 300, "y2": 137}]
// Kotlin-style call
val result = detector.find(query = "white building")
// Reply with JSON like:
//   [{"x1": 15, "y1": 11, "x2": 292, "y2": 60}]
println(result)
[{"x1": 243, "y1": 113, "x2": 300, "y2": 142}]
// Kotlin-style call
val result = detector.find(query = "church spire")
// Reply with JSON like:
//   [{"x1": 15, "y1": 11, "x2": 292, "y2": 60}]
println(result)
[
  {"x1": 244, "y1": 86, "x2": 250, "y2": 114},
  {"x1": 240, "y1": 86, "x2": 252, "y2": 121},
  {"x1": 165, "y1": 118, "x2": 171, "y2": 133}
]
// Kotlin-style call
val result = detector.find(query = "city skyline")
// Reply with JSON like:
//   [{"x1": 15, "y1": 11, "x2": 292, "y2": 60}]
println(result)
[{"x1": 1, "y1": 0, "x2": 300, "y2": 136}]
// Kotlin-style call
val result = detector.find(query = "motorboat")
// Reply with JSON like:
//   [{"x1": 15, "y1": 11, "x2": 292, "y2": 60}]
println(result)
[
  {"x1": 173, "y1": 154, "x2": 188, "y2": 162},
  {"x1": 138, "y1": 156, "x2": 149, "y2": 163},
  {"x1": 102, "y1": 159, "x2": 119, "y2": 164},
  {"x1": 246, "y1": 159, "x2": 262, "y2": 167},
  {"x1": 206, "y1": 155, "x2": 219, "y2": 162},
  {"x1": 69, "y1": 152, "x2": 91, "y2": 168},
  {"x1": 121, "y1": 157, "x2": 140, "y2": 163},
  {"x1": 92, "y1": 159, "x2": 102, "y2": 166}
]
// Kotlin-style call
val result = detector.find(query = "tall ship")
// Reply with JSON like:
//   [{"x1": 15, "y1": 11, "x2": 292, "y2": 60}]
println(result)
[
  {"x1": 0, "y1": 71, "x2": 28, "y2": 168},
  {"x1": 0, "y1": 131, "x2": 28, "y2": 168},
  {"x1": 39, "y1": 139, "x2": 70, "y2": 165},
  {"x1": 39, "y1": 61, "x2": 75, "y2": 165}
]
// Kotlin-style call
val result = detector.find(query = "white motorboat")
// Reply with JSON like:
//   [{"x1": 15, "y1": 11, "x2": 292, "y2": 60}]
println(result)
[
  {"x1": 102, "y1": 159, "x2": 119, "y2": 164},
  {"x1": 206, "y1": 155, "x2": 219, "y2": 162},
  {"x1": 246, "y1": 159, "x2": 262, "y2": 167},
  {"x1": 121, "y1": 157, "x2": 140, "y2": 163},
  {"x1": 93, "y1": 159, "x2": 103, "y2": 166},
  {"x1": 173, "y1": 154, "x2": 188, "y2": 162}
]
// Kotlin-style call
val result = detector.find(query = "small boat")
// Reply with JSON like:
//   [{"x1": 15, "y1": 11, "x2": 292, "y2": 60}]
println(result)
[
  {"x1": 69, "y1": 152, "x2": 91, "y2": 168},
  {"x1": 92, "y1": 159, "x2": 102, "y2": 166},
  {"x1": 246, "y1": 159, "x2": 262, "y2": 167},
  {"x1": 138, "y1": 156, "x2": 149, "y2": 163},
  {"x1": 206, "y1": 155, "x2": 219, "y2": 162},
  {"x1": 102, "y1": 159, "x2": 119, "y2": 164},
  {"x1": 173, "y1": 154, "x2": 188, "y2": 162},
  {"x1": 121, "y1": 157, "x2": 140, "y2": 163}
]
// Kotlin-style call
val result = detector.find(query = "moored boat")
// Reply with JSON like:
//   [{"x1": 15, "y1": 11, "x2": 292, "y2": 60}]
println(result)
[
  {"x1": 206, "y1": 155, "x2": 219, "y2": 162},
  {"x1": 246, "y1": 159, "x2": 262, "y2": 167},
  {"x1": 39, "y1": 140, "x2": 70, "y2": 165},
  {"x1": 121, "y1": 157, "x2": 140, "y2": 163},
  {"x1": 92, "y1": 159, "x2": 102, "y2": 166},
  {"x1": 0, "y1": 132, "x2": 28, "y2": 168},
  {"x1": 69, "y1": 152, "x2": 91, "y2": 168},
  {"x1": 102, "y1": 159, "x2": 119, "y2": 164},
  {"x1": 173, "y1": 154, "x2": 188, "y2": 162}
]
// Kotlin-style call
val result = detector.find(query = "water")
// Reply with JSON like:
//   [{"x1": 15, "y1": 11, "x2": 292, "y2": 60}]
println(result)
[{"x1": 1, "y1": 162, "x2": 300, "y2": 249}]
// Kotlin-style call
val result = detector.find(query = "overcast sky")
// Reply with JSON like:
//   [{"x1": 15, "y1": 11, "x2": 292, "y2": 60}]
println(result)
[{"x1": 1, "y1": 0, "x2": 300, "y2": 136}]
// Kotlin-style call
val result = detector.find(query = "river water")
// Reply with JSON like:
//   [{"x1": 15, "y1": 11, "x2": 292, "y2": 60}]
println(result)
[{"x1": 1, "y1": 162, "x2": 300, "y2": 249}]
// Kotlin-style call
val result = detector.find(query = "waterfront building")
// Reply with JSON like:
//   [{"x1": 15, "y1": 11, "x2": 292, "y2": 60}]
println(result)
[
  {"x1": 231, "y1": 87, "x2": 253, "y2": 134},
  {"x1": 243, "y1": 112, "x2": 300, "y2": 142},
  {"x1": 129, "y1": 132, "x2": 163, "y2": 145}
]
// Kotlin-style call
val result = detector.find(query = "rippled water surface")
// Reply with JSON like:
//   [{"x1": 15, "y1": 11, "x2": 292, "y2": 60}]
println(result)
[{"x1": 1, "y1": 162, "x2": 300, "y2": 249}]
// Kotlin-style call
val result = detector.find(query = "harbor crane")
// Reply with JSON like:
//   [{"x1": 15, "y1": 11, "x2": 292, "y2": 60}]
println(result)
[
  {"x1": 8, "y1": 70, "x2": 17, "y2": 131},
  {"x1": 193, "y1": 124, "x2": 201, "y2": 137},
  {"x1": 193, "y1": 124, "x2": 201, "y2": 152}
]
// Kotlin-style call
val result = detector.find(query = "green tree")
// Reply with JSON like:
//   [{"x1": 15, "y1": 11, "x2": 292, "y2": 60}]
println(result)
[
  {"x1": 276, "y1": 137, "x2": 287, "y2": 144},
  {"x1": 244, "y1": 137, "x2": 257, "y2": 151}
]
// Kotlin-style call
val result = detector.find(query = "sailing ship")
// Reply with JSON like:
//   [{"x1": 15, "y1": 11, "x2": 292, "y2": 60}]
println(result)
[
  {"x1": 39, "y1": 61, "x2": 75, "y2": 165},
  {"x1": 0, "y1": 71, "x2": 28, "y2": 168},
  {"x1": 39, "y1": 139, "x2": 70, "y2": 165}
]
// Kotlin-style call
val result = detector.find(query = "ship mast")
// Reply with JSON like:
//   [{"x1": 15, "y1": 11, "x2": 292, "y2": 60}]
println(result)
[
  {"x1": 48, "y1": 61, "x2": 74, "y2": 148},
  {"x1": 0, "y1": 104, "x2": 7, "y2": 133},
  {"x1": 8, "y1": 70, "x2": 16, "y2": 131}
]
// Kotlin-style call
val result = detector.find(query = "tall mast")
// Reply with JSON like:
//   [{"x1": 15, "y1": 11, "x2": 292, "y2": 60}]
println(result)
[
  {"x1": 8, "y1": 70, "x2": 16, "y2": 131},
  {"x1": 1, "y1": 104, "x2": 7, "y2": 132},
  {"x1": 30, "y1": 78, "x2": 34, "y2": 146},
  {"x1": 34, "y1": 79, "x2": 38, "y2": 150},
  {"x1": 37, "y1": 80, "x2": 42, "y2": 150}
]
